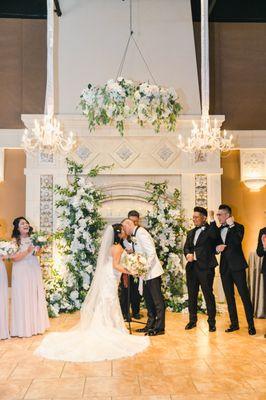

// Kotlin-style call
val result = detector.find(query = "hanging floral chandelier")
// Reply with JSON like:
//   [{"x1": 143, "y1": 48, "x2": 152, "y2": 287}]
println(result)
[
  {"x1": 177, "y1": 0, "x2": 233, "y2": 155},
  {"x1": 22, "y1": 0, "x2": 76, "y2": 155}
]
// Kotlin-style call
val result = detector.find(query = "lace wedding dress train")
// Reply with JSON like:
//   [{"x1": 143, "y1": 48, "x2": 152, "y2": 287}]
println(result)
[{"x1": 35, "y1": 226, "x2": 150, "y2": 362}]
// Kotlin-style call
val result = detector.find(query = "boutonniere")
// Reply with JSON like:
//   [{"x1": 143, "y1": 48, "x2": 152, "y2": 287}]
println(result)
[{"x1": 131, "y1": 237, "x2": 138, "y2": 245}]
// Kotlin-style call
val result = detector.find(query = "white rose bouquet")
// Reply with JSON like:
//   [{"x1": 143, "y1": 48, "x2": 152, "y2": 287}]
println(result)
[
  {"x1": 31, "y1": 231, "x2": 50, "y2": 250},
  {"x1": 0, "y1": 241, "x2": 18, "y2": 258},
  {"x1": 121, "y1": 252, "x2": 149, "y2": 279}
]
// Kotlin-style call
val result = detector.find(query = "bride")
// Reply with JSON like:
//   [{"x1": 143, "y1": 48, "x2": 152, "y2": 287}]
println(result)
[{"x1": 35, "y1": 224, "x2": 150, "y2": 362}]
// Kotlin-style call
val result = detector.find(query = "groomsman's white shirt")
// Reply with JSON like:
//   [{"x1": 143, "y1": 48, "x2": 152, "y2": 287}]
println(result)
[{"x1": 133, "y1": 227, "x2": 164, "y2": 281}]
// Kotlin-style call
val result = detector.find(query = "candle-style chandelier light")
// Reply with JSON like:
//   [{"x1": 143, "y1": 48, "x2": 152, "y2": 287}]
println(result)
[
  {"x1": 22, "y1": 0, "x2": 76, "y2": 155},
  {"x1": 177, "y1": 0, "x2": 233, "y2": 155}
]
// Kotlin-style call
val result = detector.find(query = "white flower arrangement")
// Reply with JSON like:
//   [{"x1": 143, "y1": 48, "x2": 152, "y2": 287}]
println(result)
[
  {"x1": 145, "y1": 181, "x2": 206, "y2": 313},
  {"x1": 0, "y1": 241, "x2": 18, "y2": 257},
  {"x1": 43, "y1": 159, "x2": 107, "y2": 317},
  {"x1": 80, "y1": 77, "x2": 182, "y2": 136}
]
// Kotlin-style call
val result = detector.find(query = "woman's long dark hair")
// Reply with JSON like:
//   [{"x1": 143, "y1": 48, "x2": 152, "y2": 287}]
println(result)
[
  {"x1": 112, "y1": 223, "x2": 123, "y2": 245},
  {"x1": 12, "y1": 217, "x2": 33, "y2": 246}
]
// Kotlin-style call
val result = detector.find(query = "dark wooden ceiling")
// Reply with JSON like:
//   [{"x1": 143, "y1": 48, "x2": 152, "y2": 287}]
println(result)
[{"x1": 0, "y1": 1, "x2": 266, "y2": 22}]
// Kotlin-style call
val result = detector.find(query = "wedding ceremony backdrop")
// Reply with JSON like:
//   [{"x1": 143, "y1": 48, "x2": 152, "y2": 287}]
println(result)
[{"x1": 1, "y1": 0, "x2": 266, "y2": 304}]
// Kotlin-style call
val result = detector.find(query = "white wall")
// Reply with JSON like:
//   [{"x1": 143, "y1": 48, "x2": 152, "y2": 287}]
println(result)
[{"x1": 57, "y1": 0, "x2": 201, "y2": 115}]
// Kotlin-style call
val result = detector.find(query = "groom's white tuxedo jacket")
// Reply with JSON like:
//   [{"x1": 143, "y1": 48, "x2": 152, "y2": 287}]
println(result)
[{"x1": 132, "y1": 227, "x2": 164, "y2": 281}]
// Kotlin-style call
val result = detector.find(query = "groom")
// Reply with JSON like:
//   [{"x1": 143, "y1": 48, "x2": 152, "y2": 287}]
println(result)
[{"x1": 122, "y1": 218, "x2": 165, "y2": 336}]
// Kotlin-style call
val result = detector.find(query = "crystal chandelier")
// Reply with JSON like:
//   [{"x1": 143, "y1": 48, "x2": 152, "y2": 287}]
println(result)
[
  {"x1": 178, "y1": 115, "x2": 233, "y2": 153},
  {"x1": 177, "y1": 0, "x2": 233, "y2": 155},
  {"x1": 22, "y1": 0, "x2": 76, "y2": 155},
  {"x1": 22, "y1": 115, "x2": 75, "y2": 155}
]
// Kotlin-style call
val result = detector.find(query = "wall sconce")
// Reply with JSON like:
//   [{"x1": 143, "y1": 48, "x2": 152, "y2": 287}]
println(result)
[
  {"x1": 240, "y1": 150, "x2": 266, "y2": 192},
  {"x1": 243, "y1": 178, "x2": 266, "y2": 192}
]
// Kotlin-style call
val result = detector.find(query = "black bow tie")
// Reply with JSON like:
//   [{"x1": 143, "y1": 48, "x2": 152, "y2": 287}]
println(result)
[
  {"x1": 195, "y1": 225, "x2": 206, "y2": 231},
  {"x1": 221, "y1": 224, "x2": 229, "y2": 229}
]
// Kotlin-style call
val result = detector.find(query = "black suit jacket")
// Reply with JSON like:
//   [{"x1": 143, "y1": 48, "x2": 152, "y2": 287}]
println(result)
[
  {"x1": 184, "y1": 222, "x2": 219, "y2": 270},
  {"x1": 256, "y1": 227, "x2": 266, "y2": 274},
  {"x1": 218, "y1": 222, "x2": 248, "y2": 274}
]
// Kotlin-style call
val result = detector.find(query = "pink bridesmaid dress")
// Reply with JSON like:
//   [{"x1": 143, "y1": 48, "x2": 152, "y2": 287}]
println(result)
[
  {"x1": 11, "y1": 237, "x2": 50, "y2": 337},
  {"x1": 0, "y1": 259, "x2": 9, "y2": 340}
]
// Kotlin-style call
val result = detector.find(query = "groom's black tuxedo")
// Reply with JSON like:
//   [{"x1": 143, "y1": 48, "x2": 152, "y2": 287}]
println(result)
[
  {"x1": 216, "y1": 221, "x2": 254, "y2": 328},
  {"x1": 184, "y1": 222, "x2": 219, "y2": 325}
]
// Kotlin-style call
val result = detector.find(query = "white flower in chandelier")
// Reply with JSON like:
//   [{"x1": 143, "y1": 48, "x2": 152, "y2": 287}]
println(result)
[
  {"x1": 80, "y1": 77, "x2": 182, "y2": 136},
  {"x1": 70, "y1": 290, "x2": 79, "y2": 301}
]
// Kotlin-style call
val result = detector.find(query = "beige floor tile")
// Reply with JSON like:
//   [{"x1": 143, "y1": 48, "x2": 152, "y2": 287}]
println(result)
[
  {"x1": 244, "y1": 377, "x2": 266, "y2": 393},
  {"x1": 229, "y1": 395, "x2": 266, "y2": 400},
  {"x1": 192, "y1": 376, "x2": 254, "y2": 394},
  {"x1": 159, "y1": 359, "x2": 214, "y2": 376},
  {"x1": 83, "y1": 377, "x2": 140, "y2": 396},
  {"x1": 112, "y1": 396, "x2": 171, "y2": 400},
  {"x1": 171, "y1": 395, "x2": 231, "y2": 400},
  {"x1": 61, "y1": 361, "x2": 111, "y2": 377},
  {"x1": 139, "y1": 376, "x2": 197, "y2": 396},
  {"x1": 112, "y1": 359, "x2": 162, "y2": 377},
  {"x1": 0, "y1": 378, "x2": 31, "y2": 400},
  {"x1": 24, "y1": 378, "x2": 85, "y2": 399},
  {"x1": 10, "y1": 360, "x2": 64, "y2": 379},
  {"x1": 0, "y1": 362, "x2": 17, "y2": 379}
]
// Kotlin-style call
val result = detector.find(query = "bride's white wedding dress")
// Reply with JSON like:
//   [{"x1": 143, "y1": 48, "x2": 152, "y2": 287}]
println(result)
[{"x1": 35, "y1": 226, "x2": 150, "y2": 362}]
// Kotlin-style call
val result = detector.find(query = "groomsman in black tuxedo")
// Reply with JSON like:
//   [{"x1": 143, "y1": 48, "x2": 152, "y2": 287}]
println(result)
[
  {"x1": 256, "y1": 226, "x2": 266, "y2": 337},
  {"x1": 184, "y1": 206, "x2": 219, "y2": 332},
  {"x1": 216, "y1": 204, "x2": 256, "y2": 335},
  {"x1": 119, "y1": 210, "x2": 142, "y2": 321}
]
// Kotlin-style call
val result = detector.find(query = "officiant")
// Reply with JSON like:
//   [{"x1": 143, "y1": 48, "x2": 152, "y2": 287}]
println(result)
[{"x1": 119, "y1": 210, "x2": 142, "y2": 321}]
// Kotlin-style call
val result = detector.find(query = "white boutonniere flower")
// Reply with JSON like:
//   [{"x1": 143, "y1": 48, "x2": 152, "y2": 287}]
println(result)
[{"x1": 131, "y1": 237, "x2": 137, "y2": 245}]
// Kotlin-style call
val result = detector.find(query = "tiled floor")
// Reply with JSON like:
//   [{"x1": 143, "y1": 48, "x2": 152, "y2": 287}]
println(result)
[{"x1": 0, "y1": 306, "x2": 265, "y2": 400}]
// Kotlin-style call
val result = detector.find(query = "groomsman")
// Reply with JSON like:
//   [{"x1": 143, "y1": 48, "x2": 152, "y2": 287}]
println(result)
[
  {"x1": 184, "y1": 207, "x2": 219, "y2": 332},
  {"x1": 256, "y1": 226, "x2": 266, "y2": 337},
  {"x1": 119, "y1": 210, "x2": 142, "y2": 320},
  {"x1": 216, "y1": 204, "x2": 256, "y2": 335}
]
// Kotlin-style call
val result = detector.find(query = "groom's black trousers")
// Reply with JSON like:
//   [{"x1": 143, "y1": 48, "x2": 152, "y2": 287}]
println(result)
[{"x1": 143, "y1": 276, "x2": 165, "y2": 331}]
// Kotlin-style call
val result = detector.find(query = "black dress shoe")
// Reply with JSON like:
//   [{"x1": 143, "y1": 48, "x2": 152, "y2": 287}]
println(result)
[
  {"x1": 146, "y1": 328, "x2": 165, "y2": 336},
  {"x1": 209, "y1": 325, "x2": 216, "y2": 332},
  {"x1": 185, "y1": 322, "x2": 197, "y2": 330},
  {"x1": 136, "y1": 326, "x2": 151, "y2": 333},
  {"x1": 225, "y1": 325, "x2": 239, "y2": 333},
  {"x1": 248, "y1": 326, "x2": 256, "y2": 335},
  {"x1": 124, "y1": 316, "x2": 132, "y2": 322}
]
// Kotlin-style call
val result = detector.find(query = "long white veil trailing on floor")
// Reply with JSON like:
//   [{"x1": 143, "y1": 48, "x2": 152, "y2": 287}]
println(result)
[{"x1": 78, "y1": 224, "x2": 114, "y2": 330}]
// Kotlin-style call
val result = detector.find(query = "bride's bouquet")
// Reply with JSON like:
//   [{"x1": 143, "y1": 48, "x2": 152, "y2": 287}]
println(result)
[
  {"x1": 121, "y1": 252, "x2": 149, "y2": 278},
  {"x1": 0, "y1": 240, "x2": 18, "y2": 258}
]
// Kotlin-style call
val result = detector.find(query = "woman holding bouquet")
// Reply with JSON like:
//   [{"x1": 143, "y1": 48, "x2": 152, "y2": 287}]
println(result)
[
  {"x1": 10, "y1": 217, "x2": 49, "y2": 338},
  {"x1": 0, "y1": 257, "x2": 9, "y2": 339}
]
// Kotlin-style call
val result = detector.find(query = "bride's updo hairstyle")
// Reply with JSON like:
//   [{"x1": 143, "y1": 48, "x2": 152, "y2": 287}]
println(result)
[{"x1": 112, "y1": 223, "x2": 123, "y2": 245}]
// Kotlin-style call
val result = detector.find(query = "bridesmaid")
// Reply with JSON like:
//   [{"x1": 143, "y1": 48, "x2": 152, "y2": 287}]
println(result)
[
  {"x1": 0, "y1": 257, "x2": 9, "y2": 340},
  {"x1": 10, "y1": 217, "x2": 50, "y2": 338}
]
